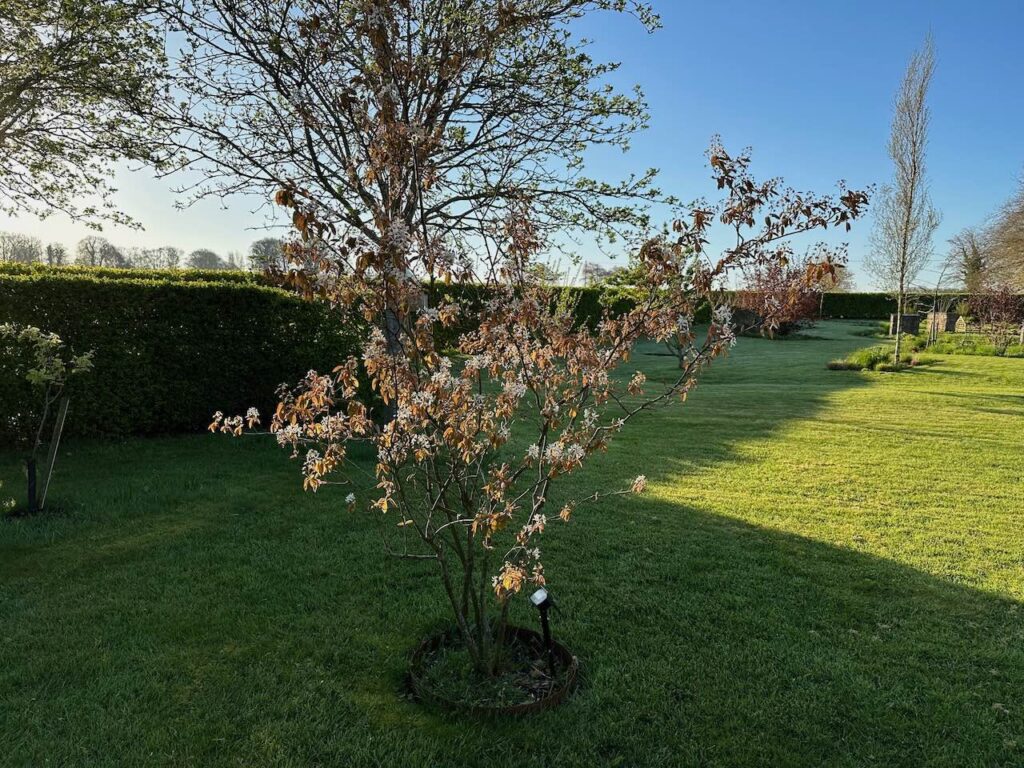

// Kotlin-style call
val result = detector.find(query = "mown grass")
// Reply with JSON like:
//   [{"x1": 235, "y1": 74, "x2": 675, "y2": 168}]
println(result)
[{"x1": 2, "y1": 320, "x2": 1023, "y2": 767}]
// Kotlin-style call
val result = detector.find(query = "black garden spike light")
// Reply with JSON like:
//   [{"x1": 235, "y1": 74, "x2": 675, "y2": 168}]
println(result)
[{"x1": 529, "y1": 587, "x2": 557, "y2": 676}]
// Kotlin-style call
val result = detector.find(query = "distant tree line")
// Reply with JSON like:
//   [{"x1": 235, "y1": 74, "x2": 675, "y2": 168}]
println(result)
[{"x1": 0, "y1": 233, "x2": 288, "y2": 272}]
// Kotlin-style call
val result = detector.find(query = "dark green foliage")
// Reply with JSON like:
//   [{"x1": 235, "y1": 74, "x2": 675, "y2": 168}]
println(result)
[
  {"x1": 819, "y1": 293, "x2": 975, "y2": 320},
  {"x1": 423, "y1": 281, "x2": 492, "y2": 351},
  {"x1": 820, "y1": 293, "x2": 897, "y2": 319},
  {"x1": 904, "y1": 334, "x2": 930, "y2": 353},
  {"x1": 0, "y1": 267, "x2": 360, "y2": 437}
]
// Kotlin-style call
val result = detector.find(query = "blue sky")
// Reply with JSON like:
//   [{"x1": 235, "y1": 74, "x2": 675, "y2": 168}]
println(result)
[
  {"x1": 2, "y1": 0, "x2": 1022, "y2": 288},
  {"x1": 578, "y1": 0, "x2": 1024, "y2": 287}
]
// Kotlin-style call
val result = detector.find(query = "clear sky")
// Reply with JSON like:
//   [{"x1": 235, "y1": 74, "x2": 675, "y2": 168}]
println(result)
[{"x1": 2, "y1": 0, "x2": 1022, "y2": 288}]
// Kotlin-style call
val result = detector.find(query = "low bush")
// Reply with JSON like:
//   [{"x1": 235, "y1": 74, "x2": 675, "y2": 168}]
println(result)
[
  {"x1": 904, "y1": 333, "x2": 930, "y2": 353},
  {"x1": 846, "y1": 345, "x2": 892, "y2": 370},
  {"x1": 876, "y1": 360, "x2": 910, "y2": 372},
  {"x1": 0, "y1": 480, "x2": 13, "y2": 515},
  {"x1": 733, "y1": 255, "x2": 823, "y2": 335},
  {"x1": 826, "y1": 359, "x2": 862, "y2": 371},
  {"x1": 827, "y1": 345, "x2": 923, "y2": 372}
]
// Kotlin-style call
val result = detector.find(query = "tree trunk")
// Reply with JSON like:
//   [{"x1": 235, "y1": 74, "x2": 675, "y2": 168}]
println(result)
[
  {"x1": 26, "y1": 457, "x2": 38, "y2": 515},
  {"x1": 894, "y1": 292, "x2": 904, "y2": 363}
]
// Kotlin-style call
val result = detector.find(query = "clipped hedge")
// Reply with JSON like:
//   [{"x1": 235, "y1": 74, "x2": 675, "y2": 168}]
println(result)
[
  {"x1": 819, "y1": 292, "x2": 974, "y2": 320},
  {"x1": 0, "y1": 262, "x2": 264, "y2": 285},
  {"x1": 819, "y1": 293, "x2": 896, "y2": 319},
  {"x1": 0, "y1": 268, "x2": 360, "y2": 438},
  {"x1": 423, "y1": 282, "x2": 640, "y2": 347},
  {"x1": 1, "y1": 259, "x2": 941, "y2": 440}
]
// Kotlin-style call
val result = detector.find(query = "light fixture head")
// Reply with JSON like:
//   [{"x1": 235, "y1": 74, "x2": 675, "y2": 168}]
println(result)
[{"x1": 530, "y1": 587, "x2": 550, "y2": 608}]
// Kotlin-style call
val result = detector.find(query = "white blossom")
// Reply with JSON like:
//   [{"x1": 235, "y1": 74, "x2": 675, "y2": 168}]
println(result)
[
  {"x1": 504, "y1": 380, "x2": 528, "y2": 398},
  {"x1": 385, "y1": 219, "x2": 410, "y2": 249},
  {"x1": 411, "y1": 391, "x2": 434, "y2": 408},
  {"x1": 712, "y1": 304, "x2": 733, "y2": 327},
  {"x1": 303, "y1": 450, "x2": 322, "y2": 474},
  {"x1": 544, "y1": 442, "x2": 584, "y2": 464}
]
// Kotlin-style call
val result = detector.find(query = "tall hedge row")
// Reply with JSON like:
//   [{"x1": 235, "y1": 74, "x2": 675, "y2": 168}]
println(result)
[
  {"x1": 423, "y1": 282, "x2": 642, "y2": 349},
  {"x1": 819, "y1": 292, "x2": 896, "y2": 319},
  {"x1": 818, "y1": 292, "x2": 973, "y2": 319},
  {"x1": 0, "y1": 267, "x2": 359, "y2": 438},
  {"x1": 1, "y1": 261, "x2": 931, "y2": 439}
]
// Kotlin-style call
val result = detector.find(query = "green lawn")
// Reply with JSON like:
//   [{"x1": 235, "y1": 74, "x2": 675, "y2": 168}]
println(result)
[{"x1": 2, "y1": 321, "x2": 1023, "y2": 767}]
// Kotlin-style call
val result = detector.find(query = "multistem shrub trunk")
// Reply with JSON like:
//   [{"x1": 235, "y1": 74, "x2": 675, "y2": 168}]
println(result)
[
  {"x1": 25, "y1": 457, "x2": 37, "y2": 515},
  {"x1": 433, "y1": 532, "x2": 513, "y2": 677}
]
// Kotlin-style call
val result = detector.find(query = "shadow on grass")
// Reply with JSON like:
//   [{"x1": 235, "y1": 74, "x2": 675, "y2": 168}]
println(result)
[{"x1": 534, "y1": 494, "x2": 1024, "y2": 768}]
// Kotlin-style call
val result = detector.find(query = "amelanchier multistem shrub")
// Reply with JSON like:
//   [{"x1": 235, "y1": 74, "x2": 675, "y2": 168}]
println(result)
[{"x1": 212, "y1": 145, "x2": 867, "y2": 675}]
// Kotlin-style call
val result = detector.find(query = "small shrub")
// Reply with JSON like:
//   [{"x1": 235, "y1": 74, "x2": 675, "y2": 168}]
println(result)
[
  {"x1": 973, "y1": 342, "x2": 1001, "y2": 356},
  {"x1": 0, "y1": 481, "x2": 13, "y2": 516},
  {"x1": 826, "y1": 359, "x2": 861, "y2": 370},
  {"x1": 848, "y1": 345, "x2": 892, "y2": 370},
  {"x1": 828, "y1": 345, "x2": 904, "y2": 372},
  {"x1": 733, "y1": 255, "x2": 825, "y2": 336},
  {"x1": 925, "y1": 334, "x2": 960, "y2": 355},
  {"x1": 904, "y1": 333, "x2": 929, "y2": 352},
  {"x1": 0, "y1": 323, "x2": 94, "y2": 514}
]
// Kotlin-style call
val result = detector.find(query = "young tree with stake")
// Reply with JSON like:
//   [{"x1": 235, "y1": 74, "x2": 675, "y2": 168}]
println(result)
[
  {"x1": 0, "y1": 324, "x2": 93, "y2": 514},
  {"x1": 866, "y1": 36, "x2": 940, "y2": 363}
]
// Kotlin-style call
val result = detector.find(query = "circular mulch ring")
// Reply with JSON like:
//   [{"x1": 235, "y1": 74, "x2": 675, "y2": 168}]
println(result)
[{"x1": 408, "y1": 625, "x2": 578, "y2": 716}]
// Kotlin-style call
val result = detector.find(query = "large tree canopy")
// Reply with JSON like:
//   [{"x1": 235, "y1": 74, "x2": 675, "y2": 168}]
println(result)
[
  {"x1": 988, "y1": 180, "x2": 1024, "y2": 289},
  {"x1": 0, "y1": 0, "x2": 165, "y2": 226},
  {"x1": 155, "y1": 0, "x2": 670, "y2": 276}
]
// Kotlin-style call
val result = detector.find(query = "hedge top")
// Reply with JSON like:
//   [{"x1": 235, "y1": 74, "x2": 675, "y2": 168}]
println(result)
[{"x1": 0, "y1": 262, "x2": 265, "y2": 284}]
